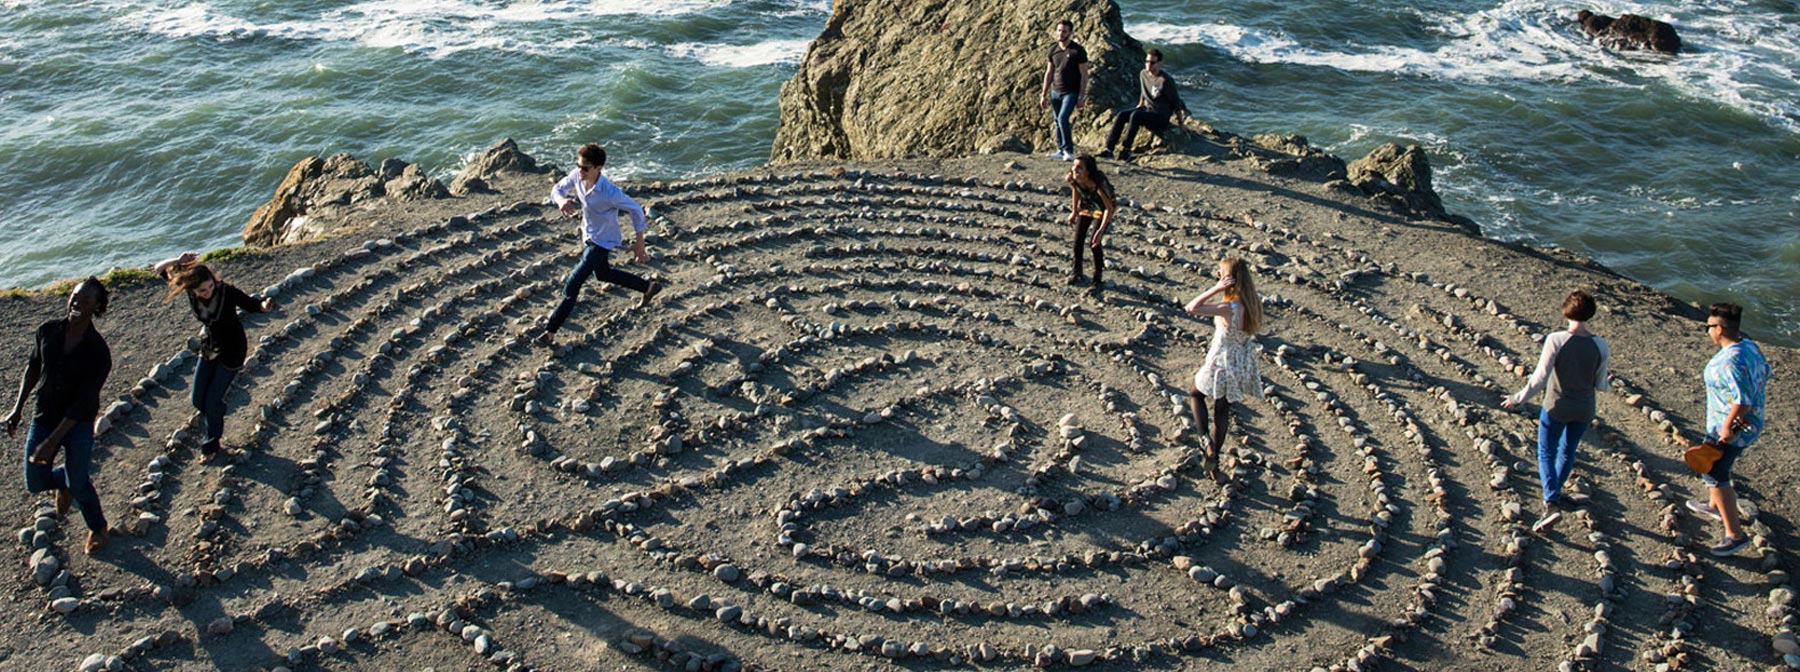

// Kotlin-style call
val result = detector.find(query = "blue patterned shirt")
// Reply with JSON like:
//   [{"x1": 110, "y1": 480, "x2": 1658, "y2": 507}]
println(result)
[{"x1": 1705, "y1": 339, "x2": 1770, "y2": 446}]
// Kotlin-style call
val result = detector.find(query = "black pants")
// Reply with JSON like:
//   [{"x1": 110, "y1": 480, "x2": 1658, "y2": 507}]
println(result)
[
  {"x1": 1105, "y1": 107, "x2": 1171, "y2": 152},
  {"x1": 546, "y1": 242, "x2": 649, "y2": 334},
  {"x1": 1072, "y1": 215, "x2": 1104, "y2": 284}
]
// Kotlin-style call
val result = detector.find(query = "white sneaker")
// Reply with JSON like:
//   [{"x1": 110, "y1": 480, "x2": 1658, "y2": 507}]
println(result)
[
  {"x1": 1686, "y1": 499, "x2": 1723, "y2": 522},
  {"x1": 1047, "y1": 150, "x2": 1066, "y2": 160}
]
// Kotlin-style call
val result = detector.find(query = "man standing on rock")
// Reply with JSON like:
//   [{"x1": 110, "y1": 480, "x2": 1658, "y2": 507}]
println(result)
[
  {"x1": 1686, "y1": 302, "x2": 1770, "y2": 556},
  {"x1": 1039, "y1": 19, "x2": 1090, "y2": 161},
  {"x1": 1099, "y1": 48, "x2": 1189, "y2": 163},
  {"x1": 537, "y1": 143, "x2": 661, "y2": 346}
]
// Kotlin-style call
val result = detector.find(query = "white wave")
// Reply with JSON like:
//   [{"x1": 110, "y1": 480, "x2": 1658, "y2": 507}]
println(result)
[
  {"x1": 666, "y1": 39, "x2": 810, "y2": 67},
  {"x1": 1130, "y1": 0, "x2": 1800, "y2": 134},
  {"x1": 112, "y1": 0, "x2": 744, "y2": 58}
]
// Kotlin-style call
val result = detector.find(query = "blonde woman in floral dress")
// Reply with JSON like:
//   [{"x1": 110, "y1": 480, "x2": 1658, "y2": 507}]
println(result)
[{"x1": 1185, "y1": 257, "x2": 1264, "y2": 481}]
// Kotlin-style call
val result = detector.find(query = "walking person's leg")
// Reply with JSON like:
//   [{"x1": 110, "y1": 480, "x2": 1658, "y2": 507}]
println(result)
[
  {"x1": 544, "y1": 244, "x2": 604, "y2": 339},
  {"x1": 1705, "y1": 443, "x2": 1750, "y2": 554},
  {"x1": 190, "y1": 357, "x2": 212, "y2": 415},
  {"x1": 50, "y1": 423, "x2": 106, "y2": 550},
  {"x1": 22, "y1": 419, "x2": 65, "y2": 513},
  {"x1": 1531, "y1": 410, "x2": 1566, "y2": 532},
  {"x1": 201, "y1": 364, "x2": 238, "y2": 453},
  {"x1": 1555, "y1": 419, "x2": 1589, "y2": 502}
]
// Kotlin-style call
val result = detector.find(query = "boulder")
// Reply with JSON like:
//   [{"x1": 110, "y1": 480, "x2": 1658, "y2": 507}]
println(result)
[
  {"x1": 1247, "y1": 134, "x2": 1347, "y2": 179},
  {"x1": 1346, "y1": 143, "x2": 1446, "y2": 219},
  {"x1": 1577, "y1": 10, "x2": 1681, "y2": 54},
  {"x1": 772, "y1": 0, "x2": 1145, "y2": 162},
  {"x1": 384, "y1": 163, "x2": 450, "y2": 201},
  {"x1": 452, "y1": 138, "x2": 551, "y2": 196},
  {"x1": 242, "y1": 152, "x2": 453, "y2": 248}
]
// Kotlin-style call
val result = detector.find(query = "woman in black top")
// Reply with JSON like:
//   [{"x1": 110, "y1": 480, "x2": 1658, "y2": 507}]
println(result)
[
  {"x1": 5, "y1": 278, "x2": 113, "y2": 553},
  {"x1": 155, "y1": 253, "x2": 274, "y2": 460},
  {"x1": 1065, "y1": 154, "x2": 1118, "y2": 298}
]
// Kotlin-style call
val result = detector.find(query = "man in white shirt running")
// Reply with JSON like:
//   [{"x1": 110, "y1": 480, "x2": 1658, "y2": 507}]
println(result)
[{"x1": 536, "y1": 143, "x2": 662, "y2": 346}]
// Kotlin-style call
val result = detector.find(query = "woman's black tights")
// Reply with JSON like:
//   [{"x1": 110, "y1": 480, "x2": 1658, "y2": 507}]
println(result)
[{"x1": 1190, "y1": 388, "x2": 1231, "y2": 478}]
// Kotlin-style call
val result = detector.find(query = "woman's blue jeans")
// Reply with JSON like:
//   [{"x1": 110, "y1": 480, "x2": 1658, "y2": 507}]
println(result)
[
  {"x1": 192, "y1": 357, "x2": 239, "y2": 446},
  {"x1": 1537, "y1": 409, "x2": 1589, "y2": 505},
  {"x1": 23, "y1": 418, "x2": 107, "y2": 531}
]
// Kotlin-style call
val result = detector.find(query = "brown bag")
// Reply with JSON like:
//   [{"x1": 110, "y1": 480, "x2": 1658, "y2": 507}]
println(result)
[{"x1": 1684, "y1": 442, "x2": 1723, "y2": 474}]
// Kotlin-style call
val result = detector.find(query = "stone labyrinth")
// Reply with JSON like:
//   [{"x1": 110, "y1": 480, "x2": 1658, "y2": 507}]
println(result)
[{"x1": 28, "y1": 168, "x2": 1792, "y2": 671}]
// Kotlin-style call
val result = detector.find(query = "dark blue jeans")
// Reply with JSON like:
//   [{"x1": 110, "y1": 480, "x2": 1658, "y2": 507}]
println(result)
[
  {"x1": 546, "y1": 242, "x2": 650, "y2": 334},
  {"x1": 1105, "y1": 107, "x2": 1171, "y2": 152},
  {"x1": 23, "y1": 418, "x2": 106, "y2": 531},
  {"x1": 192, "y1": 357, "x2": 239, "y2": 446},
  {"x1": 1049, "y1": 90, "x2": 1079, "y2": 156},
  {"x1": 1536, "y1": 409, "x2": 1589, "y2": 505}
]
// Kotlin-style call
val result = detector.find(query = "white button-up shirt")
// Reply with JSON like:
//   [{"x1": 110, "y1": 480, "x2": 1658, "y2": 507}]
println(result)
[{"x1": 552, "y1": 169, "x2": 647, "y2": 250}]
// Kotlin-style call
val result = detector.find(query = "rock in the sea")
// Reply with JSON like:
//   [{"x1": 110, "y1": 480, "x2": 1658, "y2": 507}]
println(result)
[
  {"x1": 1577, "y1": 10, "x2": 1681, "y2": 54},
  {"x1": 1345, "y1": 143, "x2": 1463, "y2": 226},
  {"x1": 772, "y1": 0, "x2": 1145, "y2": 162},
  {"x1": 453, "y1": 137, "x2": 552, "y2": 190}
]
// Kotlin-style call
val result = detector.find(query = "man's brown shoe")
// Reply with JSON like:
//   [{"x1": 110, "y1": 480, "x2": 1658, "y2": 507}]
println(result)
[{"x1": 640, "y1": 281, "x2": 663, "y2": 308}]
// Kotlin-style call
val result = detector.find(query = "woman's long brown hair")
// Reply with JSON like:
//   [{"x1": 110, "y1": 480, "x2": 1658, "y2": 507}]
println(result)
[
  {"x1": 1220, "y1": 256, "x2": 1263, "y2": 334},
  {"x1": 163, "y1": 262, "x2": 215, "y2": 303}
]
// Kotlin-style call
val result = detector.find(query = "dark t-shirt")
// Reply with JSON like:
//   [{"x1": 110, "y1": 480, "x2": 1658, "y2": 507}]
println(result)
[
  {"x1": 29, "y1": 319, "x2": 111, "y2": 423},
  {"x1": 187, "y1": 282, "x2": 264, "y2": 368},
  {"x1": 1049, "y1": 41, "x2": 1088, "y2": 94},
  {"x1": 1139, "y1": 69, "x2": 1188, "y2": 117}
]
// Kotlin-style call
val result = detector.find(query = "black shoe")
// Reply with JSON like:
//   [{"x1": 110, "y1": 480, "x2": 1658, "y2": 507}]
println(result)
[
  {"x1": 534, "y1": 330, "x2": 555, "y2": 346},
  {"x1": 1067, "y1": 275, "x2": 1088, "y2": 287},
  {"x1": 639, "y1": 281, "x2": 663, "y2": 308},
  {"x1": 1097, "y1": 149, "x2": 1114, "y2": 159},
  {"x1": 1118, "y1": 150, "x2": 1134, "y2": 163}
]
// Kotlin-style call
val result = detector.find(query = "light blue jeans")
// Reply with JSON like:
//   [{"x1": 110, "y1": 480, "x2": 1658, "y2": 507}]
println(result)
[{"x1": 1049, "y1": 90, "x2": 1079, "y2": 156}]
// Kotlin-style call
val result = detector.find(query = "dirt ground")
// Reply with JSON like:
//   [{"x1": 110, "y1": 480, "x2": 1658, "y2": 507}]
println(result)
[{"x1": 0, "y1": 143, "x2": 1793, "y2": 671}]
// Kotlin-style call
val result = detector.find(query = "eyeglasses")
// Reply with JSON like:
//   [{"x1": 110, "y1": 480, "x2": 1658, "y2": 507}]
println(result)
[
  {"x1": 1702, "y1": 322, "x2": 1722, "y2": 331},
  {"x1": 578, "y1": 163, "x2": 597, "y2": 172}
]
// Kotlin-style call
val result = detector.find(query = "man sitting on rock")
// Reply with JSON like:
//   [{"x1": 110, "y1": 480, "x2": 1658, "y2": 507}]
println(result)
[
  {"x1": 1099, "y1": 48, "x2": 1189, "y2": 163},
  {"x1": 1039, "y1": 19, "x2": 1090, "y2": 161}
]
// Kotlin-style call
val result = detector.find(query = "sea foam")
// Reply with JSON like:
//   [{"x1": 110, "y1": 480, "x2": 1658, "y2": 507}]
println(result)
[
  {"x1": 666, "y1": 39, "x2": 811, "y2": 68},
  {"x1": 114, "y1": 0, "x2": 741, "y2": 58},
  {"x1": 1131, "y1": 0, "x2": 1800, "y2": 134}
]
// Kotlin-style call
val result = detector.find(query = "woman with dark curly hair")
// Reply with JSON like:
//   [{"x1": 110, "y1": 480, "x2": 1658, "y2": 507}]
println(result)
[{"x1": 6, "y1": 277, "x2": 113, "y2": 553}]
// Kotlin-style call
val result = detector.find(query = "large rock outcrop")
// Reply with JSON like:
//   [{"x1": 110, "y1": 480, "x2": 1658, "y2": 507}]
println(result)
[
  {"x1": 451, "y1": 138, "x2": 553, "y2": 195},
  {"x1": 772, "y1": 0, "x2": 1145, "y2": 162},
  {"x1": 1577, "y1": 10, "x2": 1681, "y2": 54},
  {"x1": 241, "y1": 153, "x2": 448, "y2": 248},
  {"x1": 1346, "y1": 143, "x2": 1446, "y2": 220}
]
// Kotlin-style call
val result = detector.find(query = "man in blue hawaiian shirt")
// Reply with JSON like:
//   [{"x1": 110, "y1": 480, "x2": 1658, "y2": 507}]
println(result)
[{"x1": 1685, "y1": 302, "x2": 1771, "y2": 556}]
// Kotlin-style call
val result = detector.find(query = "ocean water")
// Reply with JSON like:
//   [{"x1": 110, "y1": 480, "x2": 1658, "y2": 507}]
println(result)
[{"x1": 1, "y1": 0, "x2": 1795, "y2": 342}]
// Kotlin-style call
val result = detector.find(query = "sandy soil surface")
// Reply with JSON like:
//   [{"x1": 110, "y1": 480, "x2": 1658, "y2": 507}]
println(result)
[{"x1": 0, "y1": 144, "x2": 1793, "y2": 671}]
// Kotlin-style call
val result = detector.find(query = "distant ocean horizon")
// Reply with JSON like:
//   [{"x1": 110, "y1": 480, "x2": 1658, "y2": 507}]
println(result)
[{"x1": 1, "y1": 0, "x2": 1795, "y2": 343}]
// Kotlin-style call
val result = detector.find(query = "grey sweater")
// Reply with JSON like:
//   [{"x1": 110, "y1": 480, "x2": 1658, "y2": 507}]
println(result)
[{"x1": 1508, "y1": 330, "x2": 1612, "y2": 423}]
